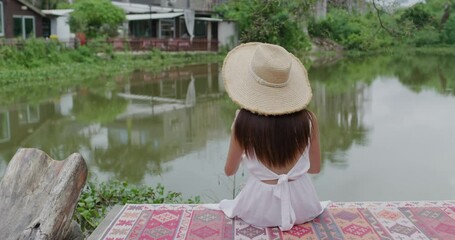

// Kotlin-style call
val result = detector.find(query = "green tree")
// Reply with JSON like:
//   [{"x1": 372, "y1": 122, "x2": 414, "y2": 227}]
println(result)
[
  {"x1": 69, "y1": 0, "x2": 125, "y2": 38},
  {"x1": 442, "y1": 15, "x2": 455, "y2": 43},
  {"x1": 216, "y1": 0, "x2": 315, "y2": 53},
  {"x1": 399, "y1": 3, "x2": 435, "y2": 29}
]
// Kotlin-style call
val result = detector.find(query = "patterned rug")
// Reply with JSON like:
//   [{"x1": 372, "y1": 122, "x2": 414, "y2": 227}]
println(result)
[{"x1": 99, "y1": 201, "x2": 455, "y2": 239}]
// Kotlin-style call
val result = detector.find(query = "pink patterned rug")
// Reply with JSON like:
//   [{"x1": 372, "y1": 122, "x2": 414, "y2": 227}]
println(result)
[{"x1": 99, "y1": 201, "x2": 455, "y2": 239}]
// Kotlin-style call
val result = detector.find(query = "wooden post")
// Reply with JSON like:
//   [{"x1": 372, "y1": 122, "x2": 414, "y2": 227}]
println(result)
[
  {"x1": 0, "y1": 148, "x2": 88, "y2": 240},
  {"x1": 207, "y1": 21, "x2": 212, "y2": 51}
]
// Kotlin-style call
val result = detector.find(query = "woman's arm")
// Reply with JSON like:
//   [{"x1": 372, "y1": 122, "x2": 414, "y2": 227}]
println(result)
[
  {"x1": 308, "y1": 112, "x2": 321, "y2": 174},
  {"x1": 224, "y1": 132, "x2": 243, "y2": 176},
  {"x1": 225, "y1": 110, "x2": 243, "y2": 176}
]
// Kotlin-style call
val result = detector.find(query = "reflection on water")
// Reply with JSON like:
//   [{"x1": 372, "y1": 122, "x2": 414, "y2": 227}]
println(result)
[
  {"x1": 311, "y1": 81, "x2": 371, "y2": 167},
  {"x1": 1, "y1": 54, "x2": 455, "y2": 202}
]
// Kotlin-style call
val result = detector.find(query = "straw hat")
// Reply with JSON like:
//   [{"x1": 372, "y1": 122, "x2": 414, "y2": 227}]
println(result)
[{"x1": 223, "y1": 42, "x2": 312, "y2": 115}]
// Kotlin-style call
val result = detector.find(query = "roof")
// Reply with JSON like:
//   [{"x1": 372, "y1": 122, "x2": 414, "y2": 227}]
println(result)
[
  {"x1": 126, "y1": 12, "x2": 184, "y2": 21},
  {"x1": 112, "y1": 2, "x2": 183, "y2": 14},
  {"x1": 17, "y1": 0, "x2": 46, "y2": 17},
  {"x1": 195, "y1": 17, "x2": 222, "y2": 22},
  {"x1": 42, "y1": 9, "x2": 73, "y2": 16}
]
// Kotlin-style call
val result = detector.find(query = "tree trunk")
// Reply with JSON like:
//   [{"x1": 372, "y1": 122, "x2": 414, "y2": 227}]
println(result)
[
  {"x1": 0, "y1": 148, "x2": 87, "y2": 240},
  {"x1": 315, "y1": 0, "x2": 328, "y2": 20}
]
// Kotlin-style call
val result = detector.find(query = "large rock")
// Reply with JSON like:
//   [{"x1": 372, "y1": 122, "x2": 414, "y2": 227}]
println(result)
[{"x1": 0, "y1": 148, "x2": 88, "y2": 240}]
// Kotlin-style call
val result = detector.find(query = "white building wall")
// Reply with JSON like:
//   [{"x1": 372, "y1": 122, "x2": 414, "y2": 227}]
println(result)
[
  {"x1": 218, "y1": 21, "x2": 237, "y2": 49},
  {"x1": 43, "y1": 10, "x2": 74, "y2": 43},
  {"x1": 55, "y1": 15, "x2": 72, "y2": 42},
  {"x1": 57, "y1": 93, "x2": 73, "y2": 116}
]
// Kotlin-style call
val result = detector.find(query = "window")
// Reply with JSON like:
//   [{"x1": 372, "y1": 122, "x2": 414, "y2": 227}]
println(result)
[
  {"x1": 129, "y1": 20, "x2": 153, "y2": 37},
  {"x1": 19, "y1": 105, "x2": 40, "y2": 124},
  {"x1": 160, "y1": 19, "x2": 175, "y2": 39},
  {"x1": 13, "y1": 16, "x2": 35, "y2": 39},
  {"x1": 194, "y1": 20, "x2": 207, "y2": 37},
  {"x1": 0, "y1": 2, "x2": 4, "y2": 36},
  {"x1": 179, "y1": 18, "x2": 188, "y2": 38}
]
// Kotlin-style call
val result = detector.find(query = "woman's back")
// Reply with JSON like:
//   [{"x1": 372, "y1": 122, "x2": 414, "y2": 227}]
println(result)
[
  {"x1": 244, "y1": 146, "x2": 311, "y2": 182},
  {"x1": 219, "y1": 146, "x2": 323, "y2": 231}
]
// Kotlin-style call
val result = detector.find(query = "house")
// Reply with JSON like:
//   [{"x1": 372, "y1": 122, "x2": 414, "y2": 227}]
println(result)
[
  {"x1": 0, "y1": 0, "x2": 48, "y2": 39},
  {"x1": 111, "y1": 1, "x2": 237, "y2": 51},
  {"x1": 41, "y1": 9, "x2": 73, "y2": 43},
  {"x1": 0, "y1": 0, "x2": 237, "y2": 51},
  {"x1": 114, "y1": 0, "x2": 229, "y2": 13}
]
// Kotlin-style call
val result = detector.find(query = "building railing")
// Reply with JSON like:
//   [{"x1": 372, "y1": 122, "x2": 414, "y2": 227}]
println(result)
[{"x1": 107, "y1": 38, "x2": 219, "y2": 52}]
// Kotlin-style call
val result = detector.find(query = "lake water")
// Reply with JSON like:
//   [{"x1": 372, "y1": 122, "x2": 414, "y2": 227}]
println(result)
[{"x1": 1, "y1": 54, "x2": 454, "y2": 202}]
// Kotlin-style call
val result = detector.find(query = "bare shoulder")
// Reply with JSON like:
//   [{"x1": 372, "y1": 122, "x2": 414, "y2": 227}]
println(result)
[{"x1": 306, "y1": 110, "x2": 319, "y2": 128}]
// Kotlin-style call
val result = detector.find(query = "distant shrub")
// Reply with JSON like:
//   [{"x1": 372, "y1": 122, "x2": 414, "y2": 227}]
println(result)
[
  {"x1": 308, "y1": 9, "x2": 392, "y2": 51},
  {"x1": 0, "y1": 45, "x2": 17, "y2": 65},
  {"x1": 75, "y1": 181, "x2": 200, "y2": 235},
  {"x1": 69, "y1": 0, "x2": 125, "y2": 38},
  {"x1": 0, "y1": 38, "x2": 105, "y2": 68},
  {"x1": 399, "y1": 3, "x2": 435, "y2": 29},
  {"x1": 442, "y1": 15, "x2": 455, "y2": 44},
  {"x1": 412, "y1": 27, "x2": 442, "y2": 46},
  {"x1": 309, "y1": 9, "x2": 359, "y2": 41}
]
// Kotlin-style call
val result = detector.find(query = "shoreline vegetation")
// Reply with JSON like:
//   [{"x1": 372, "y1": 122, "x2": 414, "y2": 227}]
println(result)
[
  {"x1": 76, "y1": 180, "x2": 200, "y2": 235},
  {"x1": 0, "y1": 38, "x2": 225, "y2": 105},
  {"x1": 1, "y1": 38, "x2": 454, "y2": 85}
]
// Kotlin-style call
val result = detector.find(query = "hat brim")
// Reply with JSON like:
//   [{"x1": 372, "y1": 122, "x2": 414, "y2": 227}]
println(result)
[{"x1": 223, "y1": 42, "x2": 312, "y2": 115}]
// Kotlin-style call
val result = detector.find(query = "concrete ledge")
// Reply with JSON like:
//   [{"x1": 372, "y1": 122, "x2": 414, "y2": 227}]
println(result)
[{"x1": 88, "y1": 205, "x2": 124, "y2": 240}]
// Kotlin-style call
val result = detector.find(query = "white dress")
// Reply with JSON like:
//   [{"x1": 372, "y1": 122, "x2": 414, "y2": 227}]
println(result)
[{"x1": 218, "y1": 146, "x2": 324, "y2": 231}]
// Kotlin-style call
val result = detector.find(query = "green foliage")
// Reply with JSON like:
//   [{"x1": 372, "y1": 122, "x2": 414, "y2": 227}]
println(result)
[
  {"x1": 442, "y1": 15, "x2": 455, "y2": 43},
  {"x1": 309, "y1": 0, "x2": 455, "y2": 50},
  {"x1": 412, "y1": 27, "x2": 442, "y2": 46},
  {"x1": 309, "y1": 9, "x2": 393, "y2": 51},
  {"x1": 422, "y1": 0, "x2": 455, "y2": 18},
  {"x1": 399, "y1": 3, "x2": 435, "y2": 29},
  {"x1": 23, "y1": 0, "x2": 68, "y2": 9},
  {"x1": 69, "y1": 0, "x2": 125, "y2": 38},
  {"x1": 0, "y1": 38, "x2": 102, "y2": 68},
  {"x1": 0, "y1": 39, "x2": 225, "y2": 105},
  {"x1": 75, "y1": 180, "x2": 200, "y2": 234},
  {"x1": 0, "y1": 39, "x2": 63, "y2": 68},
  {"x1": 217, "y1": 0, "x2": 314, "y2": 52},
  {"x1": 393, "y1": 2, "x2": 450, "y2": 47},
  {"x1": 67, "y1": 45, "x2": 96, "y2": 63}
]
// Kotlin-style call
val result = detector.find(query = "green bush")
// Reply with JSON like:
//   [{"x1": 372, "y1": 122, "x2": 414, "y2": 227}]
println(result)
[
  {"x1": 399, "y1": 3, "x2": 435, "y2": 29},
  {"x1": 0, "y1": 38, "x2": 105, "y2": 68},
  {"x1": 68, "y1": 46, "x2": 95, "y2": 63},
  {"x1": 86, "y1": 38, "x2": 114, "y2": 57},
  {"x1": 309, "y1": 9, "x2": 358, "y2": 41},
  {"x1": 308, "y1": 1, "x2": 455, "y2": 51},
  {"x1": 75, "y1": 180, "x2": 200, "y2": 234},
  {"x1": 308, "y1": 18, "x2": 332, "y2": 39},
  {"x1": 0, "y1": 45, "x2": 17, "y2": 64},
  {"x1": 217, "y1": 0, "x2": 313, "y2": 53},
  {"x1": 308, "y1": 9, "x2": 391, "y2": 51},
  {"x1": 442, "y1": 15, "x2": 455, "y2": 44},
  {"x1": 412, "y1": 27, "x2": 442, "y2": 46},
  {"x1": 69, "y1": 0, "x2": 125, "y2": 38}
]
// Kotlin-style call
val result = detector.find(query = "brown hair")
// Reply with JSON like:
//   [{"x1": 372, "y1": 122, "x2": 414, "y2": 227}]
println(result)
[{"x1": 234, "y1": 109, "x2": 314, "y2": 168}]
